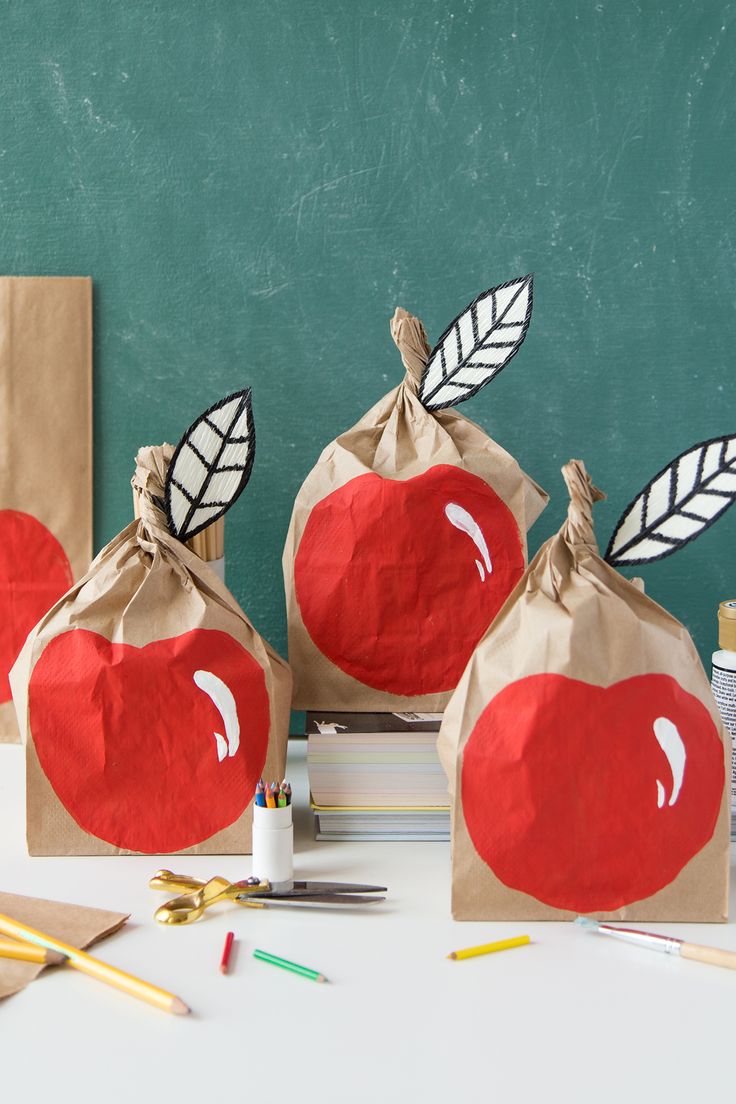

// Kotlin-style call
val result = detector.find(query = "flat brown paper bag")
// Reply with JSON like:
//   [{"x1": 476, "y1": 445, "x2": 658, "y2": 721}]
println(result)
[
  {"x1": 0, "y1": 277, "x2": 92, "y2": 743},
  {"x1": 0, "y1": 891, "x2": 128, "y2": 1001}
]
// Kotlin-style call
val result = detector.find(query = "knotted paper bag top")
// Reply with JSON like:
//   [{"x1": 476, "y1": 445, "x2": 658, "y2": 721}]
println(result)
[
  {"x1": 11, "y1": 392, "x2": 291, "y2": 856},
  {"x1": 439, "y1": 458, "x2": 730, "y2": 921},
  {"x1": 284, "y1": 277, "x2": 549, "y2": 711}
]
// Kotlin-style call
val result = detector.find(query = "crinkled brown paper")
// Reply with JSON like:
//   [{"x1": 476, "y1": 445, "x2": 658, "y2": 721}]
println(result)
[{"x1": 0, "y1": 891, "x2": 128, "y2": 1000}]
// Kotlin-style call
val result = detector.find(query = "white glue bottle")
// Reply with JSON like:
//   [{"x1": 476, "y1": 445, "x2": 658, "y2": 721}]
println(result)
[
  {"x1": 252, "y1": 803, "x2": 294, "y2": 887},
  {"x1": 711, "y1": 599, "x2": 736, "y2": 840}
]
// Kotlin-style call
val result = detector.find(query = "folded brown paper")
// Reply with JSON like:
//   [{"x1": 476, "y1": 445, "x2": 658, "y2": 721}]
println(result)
[
  {"x1": 0, "y1": 891, "x2": 128, "y2": 1001},
  {"x1": 0, "y1": 277, "x2": 92, "y2": 743}
]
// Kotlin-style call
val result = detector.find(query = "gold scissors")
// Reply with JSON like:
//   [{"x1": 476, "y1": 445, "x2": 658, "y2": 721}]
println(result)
[
  {"x1": 150, "y1": 869, "x2": 387, "y2": 925},
  {"x1": 149, "y1": 871, "x2": 270, "y2": 925}
]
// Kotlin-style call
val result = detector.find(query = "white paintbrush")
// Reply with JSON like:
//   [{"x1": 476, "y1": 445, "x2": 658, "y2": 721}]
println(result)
[{"x1": 576, "y1": 916, "x2": 736, "y2": 972}]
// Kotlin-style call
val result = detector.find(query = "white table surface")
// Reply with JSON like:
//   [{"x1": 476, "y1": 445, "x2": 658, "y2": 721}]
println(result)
[{"x1": 1, "y1": 737, "x2": 735, "y2": 1103}]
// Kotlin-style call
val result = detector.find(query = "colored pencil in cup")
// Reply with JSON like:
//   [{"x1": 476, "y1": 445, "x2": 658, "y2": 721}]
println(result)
[
  {"x1": 253, "y1": 948, "x2": 327, "y2": 983},
  {"x1": 0, "y1": 912, "x2": 190, "y2": 1015},
  {"x1": 448, "y1": 934, "x2": 531, "y2": 960},
  {"x1": 0, "y1": 937, "x2": 66, "y2": 966}
]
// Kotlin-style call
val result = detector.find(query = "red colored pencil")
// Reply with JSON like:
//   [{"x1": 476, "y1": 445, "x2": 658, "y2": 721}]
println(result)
[{"x1": 220, "y1": 931, "x2": 235, "y2": 974}]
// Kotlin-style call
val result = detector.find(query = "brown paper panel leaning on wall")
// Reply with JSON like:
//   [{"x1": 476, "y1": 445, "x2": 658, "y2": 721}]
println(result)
[{"x1": 0, "y1": 277, "x2": 92, "y2": 742}]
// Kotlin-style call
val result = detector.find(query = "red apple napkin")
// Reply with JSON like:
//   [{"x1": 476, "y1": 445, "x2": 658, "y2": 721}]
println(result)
[
  {"x1": 283, "y1": 278, "x2": 548, "y2": 712},
  {"x1": 0, "y1": 891, "x2": 128, "y2": 1001},
  {"x1": 439, "y1": 459, "x2": 731, "y2": 922}
]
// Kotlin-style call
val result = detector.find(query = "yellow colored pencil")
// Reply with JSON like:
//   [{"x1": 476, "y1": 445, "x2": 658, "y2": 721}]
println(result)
[
  {"x1": 0, "y1": 937, "x2": 65, "y2": 966},
  {"x1": 0, "y1": 913, "x2": 189, "y2": 1015},
  {"x1": 448, "y1": 934, "x2": 531, "y2": 960}
]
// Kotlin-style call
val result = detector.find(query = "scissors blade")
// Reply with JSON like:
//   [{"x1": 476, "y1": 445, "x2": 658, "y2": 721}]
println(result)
[
  {"x1": 242, "y1": 894, "x2": 386, "y2": 908},
  {"x1": 256, "y1": 881, "x2": 387, "y2": 897}
]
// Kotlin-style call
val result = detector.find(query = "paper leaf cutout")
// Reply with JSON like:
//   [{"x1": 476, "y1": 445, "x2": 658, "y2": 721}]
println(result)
[
  {"x1": 164, "y1": 389, "x2": 255, "y2": 542},
  {"x1": 605, "y1": 434, "x2": 736, "y2": 566},
  {"x1": 418, "y1": 275, "x2": 533, "y2": 412}
]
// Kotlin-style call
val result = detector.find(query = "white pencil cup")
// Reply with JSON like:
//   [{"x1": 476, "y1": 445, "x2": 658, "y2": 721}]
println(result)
[{"x1": 252, "y1": 804, "x2": 294, "y2": 885}]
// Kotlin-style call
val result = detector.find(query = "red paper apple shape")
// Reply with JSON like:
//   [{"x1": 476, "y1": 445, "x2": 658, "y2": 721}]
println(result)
[
  {"x1": 462, "y1": 673, "x2": 724, "y2": 912},
  {"x1": 294, "y1": 464, "x2": 524, "y2": 695},
  {"x1": 29, "y1": 627, "x2": 270, "y2": 853},
  {"x1": 0, "y1": 509, "x2": 73, "y2": 703}
]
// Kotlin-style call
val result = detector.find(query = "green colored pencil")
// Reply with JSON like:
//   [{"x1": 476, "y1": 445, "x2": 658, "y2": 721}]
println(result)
[{"x1": 253, "y1": 948, "x2": 327, "y2": 983}]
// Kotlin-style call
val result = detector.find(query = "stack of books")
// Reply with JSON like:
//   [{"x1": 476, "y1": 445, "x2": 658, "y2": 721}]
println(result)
[{"x1": 307, "y1": 711, "x2": 450, "y2": 841}]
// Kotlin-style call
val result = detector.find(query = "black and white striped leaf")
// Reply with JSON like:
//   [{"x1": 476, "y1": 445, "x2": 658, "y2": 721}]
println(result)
[
  {"x1": 418, "y1": 275, "x2": 533, "y2": 412},
  {"x1": 605, "y1": 434, "x2": 736, "y2": 566},
  {"x1": 164, "y1": 389, "x2": 255, "y2": 542}
]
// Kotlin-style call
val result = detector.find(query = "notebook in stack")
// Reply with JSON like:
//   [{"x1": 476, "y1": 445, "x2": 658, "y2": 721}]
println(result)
[{"x1": 307, "y1": 711, "x2": 450, "y2": 841}]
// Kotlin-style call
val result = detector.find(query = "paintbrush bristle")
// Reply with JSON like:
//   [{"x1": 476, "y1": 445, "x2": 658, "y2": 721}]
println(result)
[{"x1": 575, "y1": 916, "x2": 599, "y2": 931}]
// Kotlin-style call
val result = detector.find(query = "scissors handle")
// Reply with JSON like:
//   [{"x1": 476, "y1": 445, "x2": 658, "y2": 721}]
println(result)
[
  {"x1": 149, "y1": 869, "x2": 271, "y2": 895},
  {"x1": 154, "y1": 876, "x2": 234, "y2": 925},
  {"x1": 151, "y1": 871, "x2": 272, "y2": 925},
  {"x1": 149, "y1": 869, "x2": 207, "y2": 894}
]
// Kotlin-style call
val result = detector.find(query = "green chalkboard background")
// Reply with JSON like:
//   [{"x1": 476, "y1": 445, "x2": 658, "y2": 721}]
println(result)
[{"x1": 1, "y1": 1, "x2": 734, "y2": 701}]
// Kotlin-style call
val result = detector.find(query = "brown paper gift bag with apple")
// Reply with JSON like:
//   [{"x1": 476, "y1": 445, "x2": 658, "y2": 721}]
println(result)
[
  {"x1": 11, "y1": 390, "x2": 292, "y2": 856},
  {"x1": 0, "y1": 277, "x2": 92, "y2": 743},
  {"x1": 283, "y1": 277, "x2": 548, "y2": 712},
  {"x1": 439, "y1": 445, "x2": 735, "y2": 921}
]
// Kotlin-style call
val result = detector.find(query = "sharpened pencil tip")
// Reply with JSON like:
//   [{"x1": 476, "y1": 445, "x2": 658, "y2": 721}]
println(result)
[
  {"x1": 447, "y1": 952, "x2": 457, "y2": 960},
  {"x1": 171, "y1": 997, "x2": 191, "y2": 1015},
  {"x1": 316, "y1": 974, "x2": 328, "y2": 983},
  {"x1": 46, "y1": 950, "x2": 67, "y2": 966}
]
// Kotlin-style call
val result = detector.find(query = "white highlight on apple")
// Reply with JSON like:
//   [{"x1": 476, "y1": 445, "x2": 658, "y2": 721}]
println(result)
[
  {"x1": 653, "y1": 716, "x2": 686, "y2": 809},
  {"x1": 193, "y1": 670, "x2": 240, "y2": 762},
  {"x1": 444, "y1": 502, "x2": 493, "y2": 581}
]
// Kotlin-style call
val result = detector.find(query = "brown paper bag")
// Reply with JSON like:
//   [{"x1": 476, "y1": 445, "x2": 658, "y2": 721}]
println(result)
[
  {"x1": 440, "y1": 454, "x2": 732, "y2": 921},
  {"x1": 284, "y1": 277, "x2": 548, "y2": 711},
  {"x1": 0, "y1": 277, "x2": 92, "y2": 742},
  {"x1": 11, "y1": 391, "x2": 291, "y2": 856}
]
